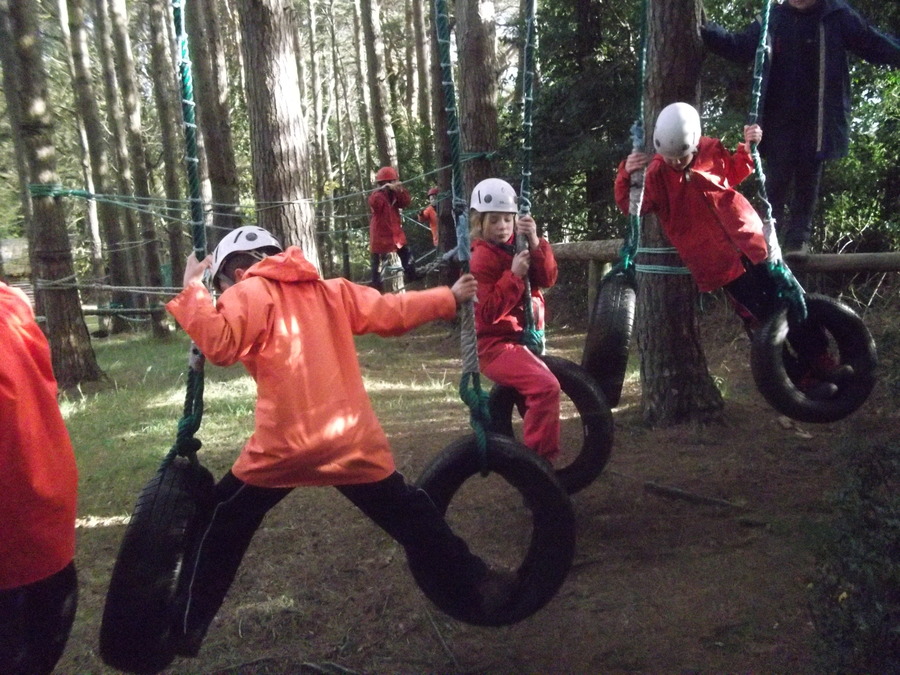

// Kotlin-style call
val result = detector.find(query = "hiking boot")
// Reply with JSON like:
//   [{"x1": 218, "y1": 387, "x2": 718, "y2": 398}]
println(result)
[
  {"x1": 478, "y1": 568, "x2": 519, "y2": 616},
  {"x1": 800, "y1": 379, "x2": 839, "y2": 401},
  {"x1": 811, "y1": 352, "x2": 854, "y2": 385}
]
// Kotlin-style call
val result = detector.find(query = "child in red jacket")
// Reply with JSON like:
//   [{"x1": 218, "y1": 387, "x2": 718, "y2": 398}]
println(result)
[
  {"x1": 469, "y1": 178, "x2": 561, "y2": 461},
  {"x1": 615, "y1": 102, "x2": 848, "y2": 398},
  {"x1": 368, "y1": 166, "x2": 419, "y2": 289}
]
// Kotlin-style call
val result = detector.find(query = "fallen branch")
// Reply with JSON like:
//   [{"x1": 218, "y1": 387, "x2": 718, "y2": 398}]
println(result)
[{"x1": 643, "y1": 481, "x2": 744, "y2": 509}]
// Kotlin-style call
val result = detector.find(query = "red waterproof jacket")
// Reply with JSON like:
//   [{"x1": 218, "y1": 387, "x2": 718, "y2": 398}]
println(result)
[
  {"x1": 0, "y1": 282, "x2": 78, "y2": 589},
  {"x1": 369, "y1": 185, "x2": 412, "y2": 254},
  {"x1": 166, "y1": 247, "x2": 458, "y2": 488},
  {"x1": 614, "y1": 137, "x2": 768, "y2": 292},
  {"x1": 470, "y1": 237, "x2": 558, "y2": 362}
]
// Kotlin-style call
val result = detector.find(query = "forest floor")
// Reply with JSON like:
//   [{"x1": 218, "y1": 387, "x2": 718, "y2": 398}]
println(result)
[{"x1": 56, "y1": 280, "x2": 898, "y2": 674}]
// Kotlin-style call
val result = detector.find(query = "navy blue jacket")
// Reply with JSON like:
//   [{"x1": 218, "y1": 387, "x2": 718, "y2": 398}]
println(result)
[{"x1": 702, "y1": 0, "x2": 900, "y2": 160}]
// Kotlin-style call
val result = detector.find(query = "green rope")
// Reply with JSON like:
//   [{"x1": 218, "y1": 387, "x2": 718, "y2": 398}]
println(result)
[
  {"x1": 745, "y1": 0, "x2": 807, "y2": 321},
  {"x1": 435, "y1": 0, "x2": 490, "y2": 470},
  {"x1": 608, "y1": 0, "x2": 649, "y2": 284},
  {"x1": 516, "y1": 0, "x2": 544, "y2": 356},
  {"x1": 164, "y1": 0, "x2": 208, "y2": 462}
]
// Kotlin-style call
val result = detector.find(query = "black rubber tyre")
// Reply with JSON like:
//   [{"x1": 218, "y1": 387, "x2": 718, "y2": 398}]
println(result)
[
  {"x1": 488, "y1": 355, "x2": 614, "y2": 495},
  {"x1": 750, "y1": 294, "x2": 877, "y2": 424},
  {"x1": 412, "y1": 434, "x2": 576, "y2": 626},
  {"x1": 581, "y1": 271, "x2": 636, "y2": 407},
  {"x1": 100, "y1": 457, "x2": 215, "y2": 674}
]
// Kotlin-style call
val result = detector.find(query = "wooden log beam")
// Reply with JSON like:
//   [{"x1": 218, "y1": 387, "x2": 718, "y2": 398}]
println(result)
[{"x1": 551, "y1": 239, "x2": 900, "y2": 272}]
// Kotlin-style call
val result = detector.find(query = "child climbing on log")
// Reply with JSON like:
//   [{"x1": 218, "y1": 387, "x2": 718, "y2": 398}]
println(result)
[
  {"x1": 165, "y1": 225, "x2": 513, "y2": 657},
  {"x1": 469, "y1": 178, "x2": 562, "y2": 461},
  {"x1": 615, "y1": 102, "x2": 851, "y2": 399}
]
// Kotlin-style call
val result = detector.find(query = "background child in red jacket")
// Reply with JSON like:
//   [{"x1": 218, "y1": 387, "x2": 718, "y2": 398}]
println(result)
[
  {"x1": 0, "y1": 282, "x2": 78, "y2": 675},
  {"x1": 418, "y1": 186, "x2": 440, "y2": 247},
  {"x1": 368, "y1": 166, "x2": 419, "y2": 289},
  {"x1": 615, "y1": 102, "x2": 848, "y2": 399},
  {"x1": 469, "y1": 178, "x2": 561, "y2": 461},
  {"x1": 166, "y1": 226, "x2": 504, "y2": 657}
]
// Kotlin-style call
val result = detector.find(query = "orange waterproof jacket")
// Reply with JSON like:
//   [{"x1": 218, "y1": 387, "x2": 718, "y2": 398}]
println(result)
[
  {"x1": 418, "y1": 204, "x2": 439, "y2": 246},
  {"x1": 0, "y1": 282, "x2": 78, "y2": 589},
  {"x1": 166, "y1": 247, "x2": 458, "y2": 488},
  {"x1": 614, "y1": 136, "x2": 768, "y2": 292},
  {"x1": 369, "y1": 185, "x2": 412, "y2": 253}
]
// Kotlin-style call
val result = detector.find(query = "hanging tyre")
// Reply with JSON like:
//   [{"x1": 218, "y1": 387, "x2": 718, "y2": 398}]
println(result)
[
  {"x1": 412, "y1": 433, "x2": 576, "y2": 627},
  {"x1": 488, "y1": 354, "x2": 614, "y2": 494},
  {"x1": 750, "y1": 294, "x2": 877, "y2": 424},
  {"x1": 100, "y1": 456, "x2": 216, "y2": 675},
  {"x1": 581, "y1": 271, "x2": 636, "y2": 407}
]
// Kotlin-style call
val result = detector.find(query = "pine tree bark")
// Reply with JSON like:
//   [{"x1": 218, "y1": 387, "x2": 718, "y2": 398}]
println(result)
[
  {"x1": 188, "y1": 0, "x2": 243, "y2": 250},
  {"x1": 149, "y1": 0, "x2": 187, "y2": 288},
  {"x1": 635, "y1": 0, "x2": 723, "y2": 425},
  {"x1": 412, "y1": 0, "x2": 432, "y2": 170},
  {"x1": 108, "y1": 0, "x2": 169, "y2": 337},
  {"x1": 456, "y1": 0, "x2": 499, "y2": 190},
  {"x1": 66, "y1": 0, "x2": 132, "y2": 333},
  {"x1": 359, "y1": 0, "x2": 397, "y2": 168},
  {"x1": 1, "y1": 0, "x2": 103, "y2": 388},
  {"x1": 236, "y1": 0, "x2": 318, "y2": 268}
]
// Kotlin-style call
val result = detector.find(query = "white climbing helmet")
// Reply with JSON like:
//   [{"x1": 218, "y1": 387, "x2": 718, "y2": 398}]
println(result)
[
  {"x1": 209, "y1": 225, "x2": 283, "y2": 289},
  {"x1": 653, "y1": 102, "x2": 702, "y2": 159},
  {"x1": 470, "y1": 178, "x2": 518, "y2": 213}
]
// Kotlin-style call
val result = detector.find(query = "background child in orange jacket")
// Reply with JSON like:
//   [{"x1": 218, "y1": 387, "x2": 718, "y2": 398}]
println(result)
[
  {"x1": 0, "y1": 282, "x2": 78, "y2": 675},
  {"x1": 418, "y1": 186, "x2": 440, "y2": 247},
  {"x1": 166, "y1": 226, "x2": 502, "y2": 657},
  {"x1": 615, "y1": 102, "x2": 848, "y2": 398},
  {"x1": 469, "y1": 178, "x2": 561, "y2": 462}
]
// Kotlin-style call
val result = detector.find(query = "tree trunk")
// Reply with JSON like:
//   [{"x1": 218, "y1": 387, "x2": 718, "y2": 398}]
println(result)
[
  {"x1": 93, "y1": 0, "x2": 141, "y2": 312},
  {"x1": 1, "y1": 0, "x2": 103, "y2": 388},
  {"x1": 0, "y1": 0, "x2": 34, "y2": 306},
  {"x1": 149, "y1": 0, "x2": 187, "y2": 288},
  {"x1": 57, "y1": 0, "x2": 104, "y2": 310},
  {"x1": 187, "y1": 0, "x2": 242, "y2": 252},
  {"x1": 237, "y1": 0, "x2": 318, "y2": 269},
  {"x1": 351, "y1": 0, "x2": 372, "y2": 172},
  {"x1": 635, "y1": 0, "x2": 722, "y2": 425},
  {"x1": 456, "y1": 0, "x2": 499, "y2": 190},
  {"x1": 65, "y1": 0, "x2": 132, "y2": 334},
  {"x1": 108, "y1": 0, "x2": 169, "y2": 337},
  {"x1": 359, "y1": 0, "x2": 396, "y2": 168},
  {"x1": 412, "y1": 0, "x2": 432, "y2": 170}
]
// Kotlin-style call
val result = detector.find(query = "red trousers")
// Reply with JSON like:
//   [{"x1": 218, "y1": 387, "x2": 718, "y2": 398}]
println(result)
[{"x1": 481, "y1": 342, "x2": 561, "y2": 461}]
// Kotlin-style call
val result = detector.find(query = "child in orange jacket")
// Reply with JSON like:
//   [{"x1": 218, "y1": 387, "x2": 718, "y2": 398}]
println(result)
[
  {"x1": 418, "y1": 186, "x2": 440, "y2": 247},
  {"x1": 0, "y1": 282, "x2": 78, "y2": 675},
  {"x1": 468, "y1": 178, "x2": 561, "y2": 461},
  {"x1": 615, "y1": 102, "x2": 848, "y2": 398},
  {"x1": 166, "y1": 226, "x2": 503, "y2": 657}
]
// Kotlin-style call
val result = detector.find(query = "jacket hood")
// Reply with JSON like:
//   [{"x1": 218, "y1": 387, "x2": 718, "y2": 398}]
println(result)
[{"x1": 243, "y1": 246, "x2": 320, "y2": 284}]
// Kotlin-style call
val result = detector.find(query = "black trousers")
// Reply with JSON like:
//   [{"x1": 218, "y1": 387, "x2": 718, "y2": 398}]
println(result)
[
  {"x1": 175, "y1": 471, "x2": 486, "y2": 645},
  {"x1": 0, "y1": 562, "x2": 77, "y2": 675},
  {"x1": 724, "y1": 262, "x2": 828, "y2": 378},
  {"x1": 764, "y1": 152, "x2": 824, "y2": 248}
]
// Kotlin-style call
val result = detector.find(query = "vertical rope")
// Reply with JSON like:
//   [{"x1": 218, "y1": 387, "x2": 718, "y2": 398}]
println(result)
[
  {"x1": 620, "y1": 0, "x2": 650, "y2": 275},
  {"x1": 435, "y1": 0, "x2": 491, "y2": 459},
  {"x1": 167, "y1": 0, "x2": 208, "y2": 461},
  {"x1": 747, "y1": 0, "x2": 807, "y2": 320},
  {"x1": 516, "y1": 0, "x2": 543, "y2": 355}
]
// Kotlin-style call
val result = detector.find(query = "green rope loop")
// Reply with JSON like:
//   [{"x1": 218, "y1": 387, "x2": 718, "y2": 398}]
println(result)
[
  {"x1": 459, "y1": 372, "x2": 492, "y2": 475},
  {"x1": 766, "y1": 260, "x2": 808, "y2": 323}
]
